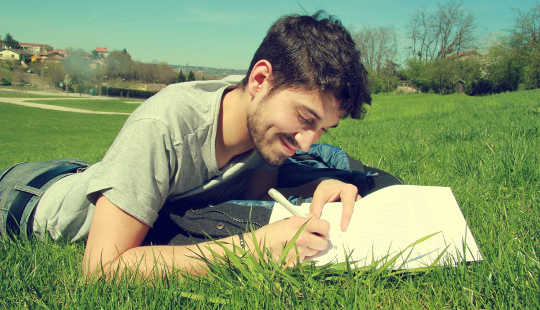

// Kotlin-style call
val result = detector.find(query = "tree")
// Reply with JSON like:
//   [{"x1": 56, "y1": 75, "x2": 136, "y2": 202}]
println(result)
[
  {"x1": 353, "y1": 26, "x2": 399, "y2": 93},
  {"x1": 154, "y1": 62, "x2": 176, "y2": 84},
  {"x1": 3, "y1": 33, "x2": 20, "y2": 49},
  {"x1": 63, "y1": 49, "x2": 94, "y2": 92},
  {"x1": 43, "y1": 62, "x2": 66, "y2": 88},
  {"x1": 485, "y1": 42, "x2": 522, "y2": 93},
  {"x1": 177, "y1": 70, "x2": 186, "y2": 83},
  {"x1": 511, "y1": 3, "x2": 540, "y2": 50},
  {"x1": 408, "y1": 0, "x2": 475, "y2": 61},
  {"x1": 511, "y1": 3, "x2": 540, "y2": 89},
  {"x1": 187, "y1": 70, "x2": 196, "y2": 81},
  {"x1": 104, "y1": 49, "x2": 135, "y2": 80},
  {"x1": 91, "y1": 50, "x2": 100, "y2": 60},
  {"x1": 367, "y1": 60, "x2": 400, "y2": 93},
  {"x1": 353, "y1": 26, "x2": 398, "y2": 73}
]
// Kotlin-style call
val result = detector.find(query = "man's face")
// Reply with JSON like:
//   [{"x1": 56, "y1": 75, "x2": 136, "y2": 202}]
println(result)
[{"x1": 247, "y1": 87, "x2": 343, "y2": 166}]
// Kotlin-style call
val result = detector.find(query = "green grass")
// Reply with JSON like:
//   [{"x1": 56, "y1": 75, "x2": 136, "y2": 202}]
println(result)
[
  {"x1": 28, "y1": 99, "x2": 141, "y2": 113},
  {"x1": 1, "y1": 90, "x2": 539, "y2": 308},
  {"x1": 0, "y1": 102, "x2": 128, "y2": 167},
  {"x1": 0, "y1": 90, "x2": 65, "y2": 98}
]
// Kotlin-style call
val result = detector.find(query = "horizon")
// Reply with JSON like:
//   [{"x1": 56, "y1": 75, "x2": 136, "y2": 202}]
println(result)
[{"x1": 2, "y1": 0, "x2": 538, "y2": 70}]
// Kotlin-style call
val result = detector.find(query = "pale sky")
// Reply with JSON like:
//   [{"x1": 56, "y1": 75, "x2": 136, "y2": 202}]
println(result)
[{"x1": 2, "y1": 0, "x2": 537, "y2": 69}]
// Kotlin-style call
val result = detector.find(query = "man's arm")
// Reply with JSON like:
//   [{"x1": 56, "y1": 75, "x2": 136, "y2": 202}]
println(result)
[{"x1": 82, "y1": 194, "x2": 331, "y2": 279}]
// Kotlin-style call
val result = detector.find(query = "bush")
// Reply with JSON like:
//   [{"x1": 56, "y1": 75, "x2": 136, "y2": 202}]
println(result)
[
  {"x1": 486, "y1": 52, "x2": 522, "y2": 93},
  {"x1": 42, "y1": 62, "x2": 66, "y2": 88},
  {"x1": 368, "y1": 72, "x2": 399, "y2": 94},
  {"x1": 521, "y1": 45, "x2": 540, "y2": 89},
  {"x1": 0, "y1": 66, "x2": 12, "y2": 85},
  {"x1": 467, "y1": 78, "x2": 493, "y2": 96},
  {"x1": 0, "y1": 61, "x2": 15, "y2": 85},
  {"x1": 11, "y1": 70, "x2": 29, "y2": 86}
]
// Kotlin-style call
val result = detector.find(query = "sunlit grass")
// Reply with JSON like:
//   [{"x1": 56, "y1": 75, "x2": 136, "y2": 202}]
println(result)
[
  {"x1": 1, "y1": 89, "x2": 539, "y2": 308},
  {"x1": 0, "y1": 90, "x2": 65, "y2": 98}
]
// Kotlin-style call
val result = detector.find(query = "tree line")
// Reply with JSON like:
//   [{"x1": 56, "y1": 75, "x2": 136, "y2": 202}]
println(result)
[
  {"x1": 354, "y1": 1, "x2": 540, "y2": 95},
  {"x1": 0, "y1": 36, "x2": 202, "y2": 92},
  {"x1": 54, "y1": 48, "x2": 200, "y2": 93},
  {"x1": 2, "y1": 1, "x2": 539, "y2": 96}
]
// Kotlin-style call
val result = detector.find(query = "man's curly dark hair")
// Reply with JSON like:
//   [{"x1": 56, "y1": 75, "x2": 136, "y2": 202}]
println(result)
[{"x1": 242, "y1": 11, "x2": 371, "y2": 119}]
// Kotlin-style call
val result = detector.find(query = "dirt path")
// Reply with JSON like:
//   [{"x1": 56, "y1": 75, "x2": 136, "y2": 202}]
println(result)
[
  {"x1": 0, "y1": 87, "x2": 111, "y2": 98},
  {"x1": 0, "y1": 89, "x2": 131, "y2": 115}
]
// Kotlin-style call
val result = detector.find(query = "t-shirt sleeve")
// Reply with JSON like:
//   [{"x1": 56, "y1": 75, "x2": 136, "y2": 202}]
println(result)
[{"x1": 87, "y1": 118, "x2": 179, "y2": 227}]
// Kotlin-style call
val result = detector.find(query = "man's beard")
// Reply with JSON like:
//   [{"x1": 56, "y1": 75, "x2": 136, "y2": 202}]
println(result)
[{"x1": 247, "y1": 107, "x2": 295, "y2": 166}]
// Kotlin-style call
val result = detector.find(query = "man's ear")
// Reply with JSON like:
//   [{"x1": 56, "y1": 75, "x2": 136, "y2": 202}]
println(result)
[{"x1": 247, "y1": 60, "x2": 273, "y2": 98}]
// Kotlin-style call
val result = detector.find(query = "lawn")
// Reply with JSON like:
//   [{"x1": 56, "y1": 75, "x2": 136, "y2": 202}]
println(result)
[
  {"x1": 0, "y1": 90, "x2": 65, "y2": 98},
  {"x1": 0, "y1": 90, "x2": 538, "y2": 308}
]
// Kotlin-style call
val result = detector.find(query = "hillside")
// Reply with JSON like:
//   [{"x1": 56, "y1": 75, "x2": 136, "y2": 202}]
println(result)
[{"x1": 172, "y1": 65, "x2": 246, "y2": 79}]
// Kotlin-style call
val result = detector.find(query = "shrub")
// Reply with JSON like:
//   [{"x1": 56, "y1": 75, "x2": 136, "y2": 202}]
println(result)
[{"x1": 0, "y1": 66, "x2": 12, "y2": 85}]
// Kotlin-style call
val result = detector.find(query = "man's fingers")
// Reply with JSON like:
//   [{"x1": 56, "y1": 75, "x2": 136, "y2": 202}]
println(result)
[
  {"x1": 306, "y1": 217, "x2": 330, "y2": 237},
  {"x1": 302, "y1": 248, "x2": 319, "y2": 259},
  {"x1": 309, "y1": 199, "x2": 324, "y2": 218},
  {"x1": 310, "y1": 186, "x2": 340, "y2": 218},
  {"x1": 285, "y1": 246, "x2": 322, "y2": 266},
  {"x1": 339, "y1": 184, "x2": 358, "y2": 231},
  {"x1": 298, "y1": 233, "x2": 329, "y2": 251}
]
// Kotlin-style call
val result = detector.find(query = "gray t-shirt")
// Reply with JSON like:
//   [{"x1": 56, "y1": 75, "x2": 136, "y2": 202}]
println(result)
[{"x1": 34, "y1": 79, "x2": 265, "y2": 241}]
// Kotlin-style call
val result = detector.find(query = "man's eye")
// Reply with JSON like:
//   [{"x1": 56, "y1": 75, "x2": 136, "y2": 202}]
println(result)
[{"x1": 298, "y1": 114, "x2": 313, "y2": 126}]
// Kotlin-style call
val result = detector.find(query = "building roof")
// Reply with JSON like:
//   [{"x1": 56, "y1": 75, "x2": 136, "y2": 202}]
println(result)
[
  {"x1": 20, "y1": 42, "x2": 53, "y2": 49},
  {"x1": 95, "y1": 47, "x2": 108, "y2": 53},
  {"x1": 52, "y1": 49, "x2": 68, "y2": 55}
]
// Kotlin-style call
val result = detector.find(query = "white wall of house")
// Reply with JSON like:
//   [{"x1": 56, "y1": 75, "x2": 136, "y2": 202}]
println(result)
[{"x1": 0, "y1": 50, "x2": 20, "y2": 61}]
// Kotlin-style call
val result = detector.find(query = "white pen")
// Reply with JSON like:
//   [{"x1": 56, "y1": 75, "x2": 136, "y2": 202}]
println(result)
[{"x1": 268, "y1": 188, "x2": 302, "y2": 217}]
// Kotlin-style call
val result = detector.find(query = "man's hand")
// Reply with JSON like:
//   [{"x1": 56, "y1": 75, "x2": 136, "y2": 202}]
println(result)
[
  {"x1": 254, "y1": 216, "x2": 330, "y2": 265},
  {"x1": 309, "y1": 179, "x2": 360, "y2": 232}
]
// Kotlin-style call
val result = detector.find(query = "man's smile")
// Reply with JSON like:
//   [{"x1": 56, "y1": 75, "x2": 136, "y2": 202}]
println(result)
[{"x1": 280, "y1": 134, "x2": 299, "y2": 156}]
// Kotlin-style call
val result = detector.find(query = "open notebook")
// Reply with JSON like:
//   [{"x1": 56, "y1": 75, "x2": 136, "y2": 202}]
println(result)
[{"x1": 269, "y1": 185, "x2": 483, "y2": 270}]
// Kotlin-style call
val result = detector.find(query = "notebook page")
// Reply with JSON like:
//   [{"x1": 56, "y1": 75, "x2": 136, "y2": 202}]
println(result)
[{"x1": 269, "y1": 185, "x2": 483, "y2": 269}]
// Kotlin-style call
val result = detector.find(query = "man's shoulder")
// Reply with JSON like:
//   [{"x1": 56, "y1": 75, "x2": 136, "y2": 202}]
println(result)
[
  {"x1": 161, "y1": 80, "x2": 231, "y2": 95},
  {"x1": 157, "y1": 76, "x2": 243, "y2": 98},
  {"x1": 129, "y1": 79, "x2": 234, "y2": 130}
]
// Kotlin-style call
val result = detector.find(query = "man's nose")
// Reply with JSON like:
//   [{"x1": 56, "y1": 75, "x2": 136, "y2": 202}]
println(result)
[{"x1": 294, "y1": 130, "x2": 321, "y2": 152}]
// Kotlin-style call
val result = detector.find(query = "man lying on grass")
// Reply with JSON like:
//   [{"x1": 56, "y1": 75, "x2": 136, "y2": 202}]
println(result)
[{"x1": 0, "y1": 12, "x2": 389, "y2": 278}]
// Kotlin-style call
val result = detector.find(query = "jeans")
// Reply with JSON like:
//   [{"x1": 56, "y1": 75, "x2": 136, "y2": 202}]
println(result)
[{"x1": 0, "y1": 159, "x2": 88, "y2": 237}]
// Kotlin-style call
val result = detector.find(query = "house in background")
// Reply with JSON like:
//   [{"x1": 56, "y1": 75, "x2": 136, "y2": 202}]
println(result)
[
  {"x1": 94, "y1": 47, "x2": 108, "y2": 58},
  {"x1": 51, "y1": 49, "x2": 68, "y2": 57},
  {"x1": 0, "y1": 49, "x2": 20, "y2": 61},
  {"x1": 30, "y1": 49, "x2": 69, "y2": 63},
  {"x1": 19, "y1": 42, "x2": 53, "y2": 55},
  {"x1": 0, "y1": 49, "x2": 33, "y2": 62}
]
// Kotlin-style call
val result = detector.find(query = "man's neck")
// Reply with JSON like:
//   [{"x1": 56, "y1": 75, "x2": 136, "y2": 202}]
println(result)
[{"x1": 215, "y1": 87, "x2": 253, "y2": 168}]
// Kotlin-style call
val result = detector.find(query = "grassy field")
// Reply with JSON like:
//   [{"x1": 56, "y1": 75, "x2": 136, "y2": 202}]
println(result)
[
  {"x1": 0, "y1": 90, "x2": 65, "y2": 98},
  {"x1": 0, "y1": 90, "x2": 538, "y2": 308}
]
